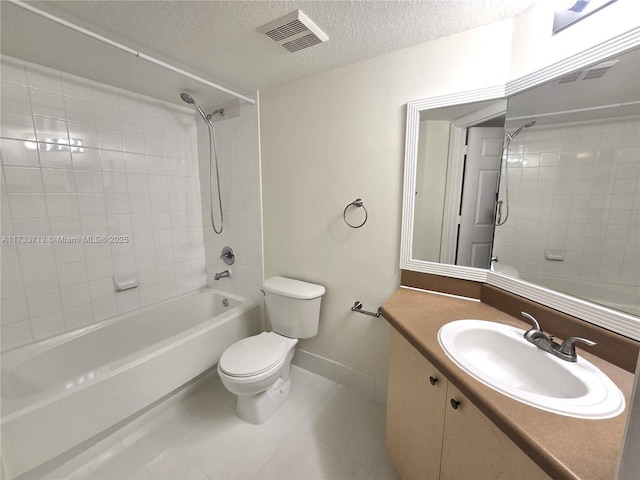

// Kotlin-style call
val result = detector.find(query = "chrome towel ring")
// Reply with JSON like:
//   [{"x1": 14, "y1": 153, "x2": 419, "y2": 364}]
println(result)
[{"x1": 343, "y1": 198, "x2": 368, "y2": 228}]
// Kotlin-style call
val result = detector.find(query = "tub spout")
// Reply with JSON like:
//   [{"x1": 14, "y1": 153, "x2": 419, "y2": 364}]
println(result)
[{"x1": 214, "y1": 269, "x2": 231, "y2": 280}]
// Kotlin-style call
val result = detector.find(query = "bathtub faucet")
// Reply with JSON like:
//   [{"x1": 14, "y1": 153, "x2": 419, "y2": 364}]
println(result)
[{"x1": 214, "y1": 269, "x2": 231, "y2": 281}]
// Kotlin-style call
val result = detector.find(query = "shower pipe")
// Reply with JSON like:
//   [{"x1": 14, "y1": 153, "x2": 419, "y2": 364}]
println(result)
[
  {"x1": 180, "y1": 93, "x2": 225, "y2": 234},
  {"x1": 7, "y1": 0, "x2": 255, "y2": 105},
  {"x1": 496, "y1": 120, "x2": 536, "y2": 226}
]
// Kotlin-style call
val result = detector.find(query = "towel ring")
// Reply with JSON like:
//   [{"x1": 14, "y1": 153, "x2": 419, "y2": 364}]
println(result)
[{"x1": 343, "y1": 198, "x2": 368, "y2": 228}]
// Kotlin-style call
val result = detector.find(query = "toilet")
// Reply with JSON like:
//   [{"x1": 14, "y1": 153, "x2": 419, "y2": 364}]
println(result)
[{"x1": 217, "y1": 276, "x2": 325, "y2": 424}]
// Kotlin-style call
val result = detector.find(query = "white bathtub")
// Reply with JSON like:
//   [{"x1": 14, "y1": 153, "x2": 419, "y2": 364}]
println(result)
[{"x1": 0, "y1": 288, "x2": 260, "y2": 478}]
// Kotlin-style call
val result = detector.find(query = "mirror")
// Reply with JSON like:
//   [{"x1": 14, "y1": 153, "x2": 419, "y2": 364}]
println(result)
[
  {"x1": 493, "y1": 46, "x2": 640, "y2": 317},
  {"x1": 412, "y1": 99, "x2": 506, "y2": 268},
  {"x1": 401, "y1": 39, "x2": 640, "y2": 339}
]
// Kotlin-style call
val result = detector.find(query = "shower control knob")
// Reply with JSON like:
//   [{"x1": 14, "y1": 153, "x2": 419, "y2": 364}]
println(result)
[{"x1": 220, "y1": 246, "x2": 235, "y2": 265}]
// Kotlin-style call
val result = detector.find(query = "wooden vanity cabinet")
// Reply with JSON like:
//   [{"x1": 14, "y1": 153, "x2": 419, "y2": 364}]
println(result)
[
  {"x1": 440, "y1": 382, "x2": 550, "y2": 480},
  {"x1": 386, "y1": 328, "x2": 551, "y2": 480},
  {"x1": 386, "y1": 327, "x2": 447, "y2": 479}
]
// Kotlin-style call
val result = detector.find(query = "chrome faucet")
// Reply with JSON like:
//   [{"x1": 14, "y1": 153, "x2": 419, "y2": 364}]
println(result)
[
  {"x1": 521, "y1": 312, "x2": 596, "y2": 362},
  {"x1": 214, "y1": 269, "x2": 231, "y2": 281}
]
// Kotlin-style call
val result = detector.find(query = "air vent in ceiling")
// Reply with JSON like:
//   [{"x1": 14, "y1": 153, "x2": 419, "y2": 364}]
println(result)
[
  {"x1": 258, "y1": 10, "x2": 328, "y2": 53},
  {"x1": 557, "y1": 59, "x2": 619, "y2": 85}
]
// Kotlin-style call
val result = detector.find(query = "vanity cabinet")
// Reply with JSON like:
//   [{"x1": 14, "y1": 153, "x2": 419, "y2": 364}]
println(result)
[
  {"x1": 386, "y1": 328, "x2": 550, "y2": 480},
  {"x1": 386, "y1": 326, "x2": 447, "y2": 479}
]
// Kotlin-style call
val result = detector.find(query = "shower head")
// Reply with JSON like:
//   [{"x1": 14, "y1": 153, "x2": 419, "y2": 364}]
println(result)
[
  {"x1": 179, "y1": 92, "x2": 210, "y2": 125},
  {"x1": 506, "y1": 120, "x2": 537, "y2": 140},
  {"x1": 180, "y1": 92, "x2": 195, "y2": 104}
]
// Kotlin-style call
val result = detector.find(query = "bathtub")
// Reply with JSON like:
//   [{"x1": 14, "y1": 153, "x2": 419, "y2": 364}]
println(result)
[{"x1": 0, "y1": 288, "x2": 260, "y2": 478}]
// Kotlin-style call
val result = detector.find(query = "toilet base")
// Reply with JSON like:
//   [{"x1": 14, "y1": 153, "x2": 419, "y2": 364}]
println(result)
[{"x1": 236, "y1": 377, "x2": 292, "y2": 424}]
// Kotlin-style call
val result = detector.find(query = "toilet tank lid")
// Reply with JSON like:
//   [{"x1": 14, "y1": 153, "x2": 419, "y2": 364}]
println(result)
[{"x1": 263, "y1": 276, "x2": 326, "y2": 299}]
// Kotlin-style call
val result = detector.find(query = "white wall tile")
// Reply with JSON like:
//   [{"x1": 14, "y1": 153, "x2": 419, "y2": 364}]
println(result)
[
  {"x1": 31, "y1": 311, "x2": 66, "y2": 340},
  {"x1": 1, "y1": 295, "x2": 29, "y2": 325},
  {"x1": 1, "y1": 58, "x2": 27, "y2": 86},
  {"x1": 42, "y1": 168, "x2": 76, "y2": 193},
  {"x1": 493, "y1": 117, "x2": 640, "y2": 299},
  {"x1": 30, "y1": 90, "x2": 66, "y2": 119},
  {"x1": 67, "y1": 121, "x2": 98, "y2": 150},
  {"x1": 1, "y1": 56, "x2": 205, "y2": 352},
  {"x1": 22, "y1": 265, "x2": 59, "y2": 294},
  {"x1": 1, "y1": 82, "x2": 31, "y2": 114},
  {"x1": 46, "y1": 193, "x2": 79, "y2": 217},
  {"x1": 1, "y1": 319, "x2": 33, "y2": 351},
  {"x1": 1, "y1": 110, "x2": 35, "y2": 140},
  {"x1": 34, "y1": 116, "x2": 68, "y2": 143},
  {"x1": 0, "y1": 138, "x2": 40, "y2": 167},
  {"x1": 38, "y1": 143, "x2": 72, "y2": 169},
  {"x1": 26, "y1": 289, "x2": 62, "y2": 317},
  {"x1": 63, "y1": 303, "x2": 94, "y2": 330},
  {"x1": 60, "y1": 282, "x2": 92, "y2": 309},
  {"x1": 4, "y1": 166, "x2": 44, "y2": 192},
  {"x1": 8, "y1": 192, "x2": 48, "y2": 218}
]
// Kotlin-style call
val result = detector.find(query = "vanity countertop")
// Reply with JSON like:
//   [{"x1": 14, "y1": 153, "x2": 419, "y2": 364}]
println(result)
[{"x1": 382, "y1": 287, "x2": 635, "y2": 480}]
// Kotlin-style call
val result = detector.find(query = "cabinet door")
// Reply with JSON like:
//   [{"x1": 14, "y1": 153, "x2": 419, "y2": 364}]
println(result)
[
  {"x1": 386, "y1": 329, "x2": 447, "y2": 480},
  {"x1": 440, "y1": 383, "x2": 551, "y2": 480}
]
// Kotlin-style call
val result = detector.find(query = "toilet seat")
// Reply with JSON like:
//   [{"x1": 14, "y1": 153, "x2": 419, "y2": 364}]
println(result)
[{"x1": 219, "y1": 332, "x2": 295, "y2": 378}]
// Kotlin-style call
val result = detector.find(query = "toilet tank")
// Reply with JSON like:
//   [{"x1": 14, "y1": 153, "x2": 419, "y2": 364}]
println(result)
[{"x1": 263, "y1": 276, "x2": 325, "y2": 339}]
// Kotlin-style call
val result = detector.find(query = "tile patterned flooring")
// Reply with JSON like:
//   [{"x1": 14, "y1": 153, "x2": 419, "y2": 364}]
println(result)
[{"x1": 65, "y1": 366, "x2": 400, "y2": 480}]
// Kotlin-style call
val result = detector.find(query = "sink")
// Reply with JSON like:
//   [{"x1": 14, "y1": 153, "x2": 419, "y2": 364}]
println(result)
[{"x1": 438, "y1": 320, "x2": 625, "y2": 419}]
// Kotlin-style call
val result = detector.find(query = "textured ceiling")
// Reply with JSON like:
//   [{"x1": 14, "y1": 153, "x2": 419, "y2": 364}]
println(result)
[{"x1": 1, "y1": 1, "x2": 536, "y2": 107}]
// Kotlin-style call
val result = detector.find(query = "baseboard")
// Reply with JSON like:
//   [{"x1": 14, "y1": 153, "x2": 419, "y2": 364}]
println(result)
[{"x1": 292, "y1": 348, "x2": 388, "y2": 405}]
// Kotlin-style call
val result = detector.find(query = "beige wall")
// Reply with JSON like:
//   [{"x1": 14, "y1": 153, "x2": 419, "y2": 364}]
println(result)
[
  {"x1": 260, "y1": 20, "x2": 513, "y2": 380},
  {"x1": 413, "y1": 120, "x2": 451, "y2": 263}
]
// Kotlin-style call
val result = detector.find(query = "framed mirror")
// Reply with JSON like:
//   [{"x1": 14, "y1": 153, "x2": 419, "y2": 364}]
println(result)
[{"x1": 400, "y1": 35, "x2": 640, "y2": 340}]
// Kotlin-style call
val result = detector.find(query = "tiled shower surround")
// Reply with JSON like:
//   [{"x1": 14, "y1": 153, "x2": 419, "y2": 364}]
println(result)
[
  {"x1": 493, "y1": 116, "x2": 640, "y2": 295},
  {"x1": 0, "y1": 56, "x2": 207, "y2": 351},
  {"x1": 197, "y1": 99, "x2": 263, "y2": 307}
]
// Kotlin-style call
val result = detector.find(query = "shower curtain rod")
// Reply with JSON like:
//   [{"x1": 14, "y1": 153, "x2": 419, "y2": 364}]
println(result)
[
  {"x1": 8, "y1": 0, "x2": 256, "y2": 105},
  {"x1": 507, "y1": 100, "x2": 640, "y2": 122}
]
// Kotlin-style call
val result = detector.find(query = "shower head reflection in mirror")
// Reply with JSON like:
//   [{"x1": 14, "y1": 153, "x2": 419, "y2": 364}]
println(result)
[
  {"x1": 180, "y1": 93, "x2": 225, "y2": 234},
  {"x1": 496, "y1": 120, "x2": 537, "y2": 226}
]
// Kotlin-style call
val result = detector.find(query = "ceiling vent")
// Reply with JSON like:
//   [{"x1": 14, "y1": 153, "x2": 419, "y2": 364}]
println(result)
[
  {"x1": 258, "y1": 10, "x2": 328, "y2": 53},
  {"x1": 557, "y1": 59, "x2": 619, "y2": 84}
]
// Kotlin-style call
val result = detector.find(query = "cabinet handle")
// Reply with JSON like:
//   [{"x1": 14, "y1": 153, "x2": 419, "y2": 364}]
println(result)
[
  {"x1": 429, "y1": 376, "x2": 438, "y2": 385},
  {"x1": 450, "y1": 399, "x2": 461, "y2": 410}
]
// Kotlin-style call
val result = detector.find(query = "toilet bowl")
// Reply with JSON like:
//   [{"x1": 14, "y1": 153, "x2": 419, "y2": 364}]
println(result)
[
  {"x1": 217, "y1": 276, "x2": 325, "y2": 424},
  {"x1": 217, "y1": 332, "x2": 298, "y2": 424}
]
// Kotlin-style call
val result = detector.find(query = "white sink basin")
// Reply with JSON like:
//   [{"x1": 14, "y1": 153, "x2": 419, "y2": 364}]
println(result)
[{"x1": 438, "y1": 320, "x2": 625, "y2": 419}]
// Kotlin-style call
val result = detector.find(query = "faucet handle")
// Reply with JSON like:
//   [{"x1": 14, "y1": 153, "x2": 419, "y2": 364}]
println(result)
[
  {"x1": 558, "y1": 337, "x2": 597, "y2": 359},
  {"x1": 521, "y1": 311, "x2": 541, "y2": 331}
]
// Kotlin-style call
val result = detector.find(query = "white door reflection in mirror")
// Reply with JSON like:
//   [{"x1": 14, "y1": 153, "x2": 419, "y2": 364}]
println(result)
[
  {"x1": 409, "y1": 99, "x2": 507, "y2": 267},
  {"x1": 458, "y1": 127, "x2": 503, "y2": 268}
]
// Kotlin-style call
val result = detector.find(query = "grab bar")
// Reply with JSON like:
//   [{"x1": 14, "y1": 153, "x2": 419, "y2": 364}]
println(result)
[{"x1": 351, "y1": 301, "x2": 382, "y2": 317}]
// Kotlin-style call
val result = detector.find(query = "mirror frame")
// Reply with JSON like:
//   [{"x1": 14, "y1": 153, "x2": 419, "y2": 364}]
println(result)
[{"x1": 400, "y1": 28, "x2": 640, "y2": 341}]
